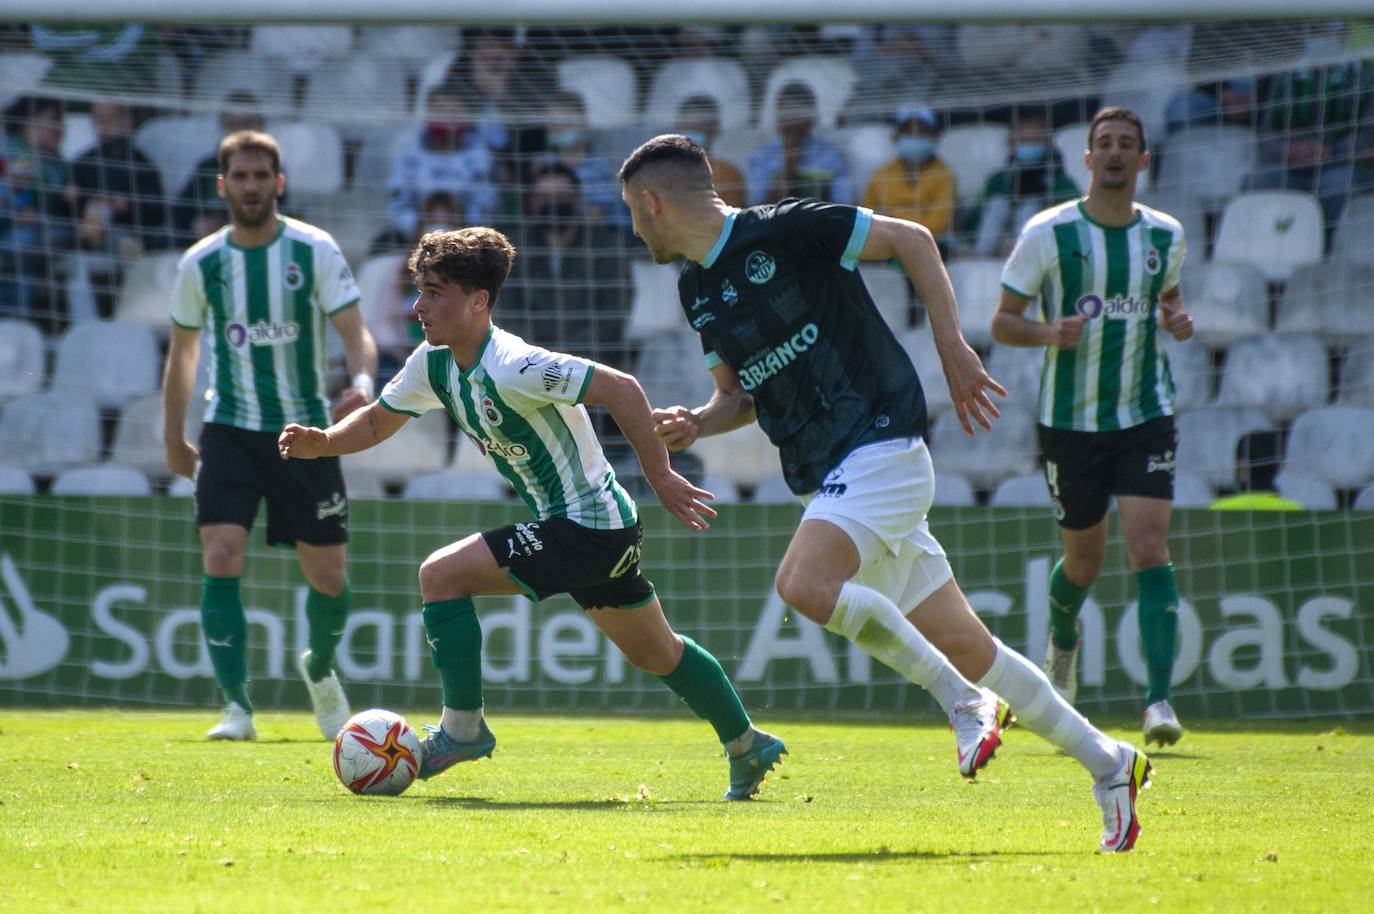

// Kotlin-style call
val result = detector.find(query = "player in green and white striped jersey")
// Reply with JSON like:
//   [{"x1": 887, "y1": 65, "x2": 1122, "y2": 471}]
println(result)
[
  {"x1": 279, "y1": 226, "x2": 786, "y2": 799},
  {"x1": 162, "y1": 130, "x2": 379, "y2": 744},
  {"x1": 993, "y1": 107, "x2": 1195, "y2": 748}
]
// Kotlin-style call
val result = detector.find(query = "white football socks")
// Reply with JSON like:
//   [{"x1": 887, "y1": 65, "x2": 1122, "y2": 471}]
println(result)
[
  {"x1": 977, "y1": 638, "x2": 1119, "y2": 779},
  {"x1": 440, "y1": 706, "x2": 486, "y2": 741},
  {"x1": 825, "y1": 580, "x2": 978, "y2": 712}
]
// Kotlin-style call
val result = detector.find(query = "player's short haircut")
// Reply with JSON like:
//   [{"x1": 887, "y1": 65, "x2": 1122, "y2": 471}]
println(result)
[
  {"x1": 530, "y1": 158, "x2": 581, "y2": 189},
  {"x1": 408, "y1": 226, "x2": 516, "y2": 308},
  {"x1": 617, "y1": 134, "x2": 715, "y2": 194},
  {"x1": 678, "y1": 94, "x2": 722, "y2": 121},
  {"x1": 777, "y1": 81, "x2": 817, "y2": 110},
  {"x1": 1089, "y1": 106, "x2": 1147, "y2": 152},
  {"x1": 218, "y1": 129, "x2": 282, "y2": 175}
]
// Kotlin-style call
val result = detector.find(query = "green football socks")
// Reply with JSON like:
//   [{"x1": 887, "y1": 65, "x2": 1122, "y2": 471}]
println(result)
[
  {"x1": 201, "y1": 574, "x2": 251, "y2": 712},
  {"x1": 1049, "y1": 558, "x2": 1091, "y2": 651},
  {"x1": 304, "y1": 582, "x2": 350, "y2": 680},
  {"x1": 423, "y1": 597, "x2": 484, "y2": 711},
  {"x1": 658, "y1": 635, "x2": 752, "y2": 745},
  {"x1": 1137, "y1": 563, "x2": 1180, "y2": 705}
]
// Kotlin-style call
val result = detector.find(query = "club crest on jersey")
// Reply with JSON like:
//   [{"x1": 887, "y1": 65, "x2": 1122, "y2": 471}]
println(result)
[
  {"x1": 745, "y1": 251, "x2": 776, "y2": 285},
  {"x1": 721, "y1": 278, "x2": 738, "y2": 304},
  {"x1": 284, "y1": 262, "x2": 305, "y2": 291},
  {"x1": 482, "y1": 396, "x2": 503, "y2": 426},
  {"x1": 542, "y1": 361, "x2": 574, "y2": 395},
  {"x1": 1144, "y1": 248, "x2": 1161, "y2": 275}
]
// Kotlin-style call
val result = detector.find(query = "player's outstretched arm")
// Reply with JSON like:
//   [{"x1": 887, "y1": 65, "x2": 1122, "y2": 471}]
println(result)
[
  {"x1": 652, "y1": 362, "x2": 756, "y2": 452},
  {"x1": 278, "y1": 400, "x2": 408, "y2": 461},
  {"x1": 584, "y1": 364, "x2": 717, "y2": 532}
]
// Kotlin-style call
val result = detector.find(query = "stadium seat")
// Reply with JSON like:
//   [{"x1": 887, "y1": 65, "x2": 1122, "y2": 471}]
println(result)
[
  {"x1": 110, "y1": 394, "x2": 203, "y2": 481},
  {"x1": 626, "y1": 259, "x2": 687, "y2": 342},
  {"x1": 402, "y1": 468, "x2": 509, "y2": 502},
  {"x1": 61, "y1": 112, "x2": 96, "y2": 160},
  {"x1": 1179, "y1": 259, "x2": 1270, "y2": 347},
  {"x1": 757, "y1": 56, "x2": 857, "y2": 131},
  {"x1": 0, "y1": 318, "x2": 46, "y2": 402},
  {"x1": 411, "y1": 50, "x2": 460, "y2": 117},
  {"x1": 1172, "y1": 472, "x2": 1215, "y2": 508},
  {"x1": 193, "y1": 50, "x2": 295, "y2": 110},
  {"x1": 946, "y1": 257, "x2": 1019, "y2": 350},
  {"x1": 167, "y1": 474, "x2": 196, "y2": 497},
  {"x1": 0, "y1": 464, "x2": 35, "y2": 494},
  {"x1": 1161, "y1": 335, "x2": 1212, "y2": 411},
  {"x1": 982, "y1": 342, "x2": 1046, "y2": 412},
  {"x1": 699, "y1": 472, "x2": 743, "y2": 504},
  {"x1": 1212, "y1": 190, "x2": 1324, "y2": 282},
  {"x1": 1273, "y1": 474, "x2": 1338, "y2": 510},
  {"x1": 1353, "y1": 484, "x2": 1374, "y2": 510},
  {"x1": 840, "y1": 122, "x2": 898, "y2": 203},
  {"x1": 0, "y1": 52, "x2": 51, "y2": 108},
  {"x1": 894, "y1": 327, "x2": 953, "y2": 419},
  {"x1": 51, "y1": 320, "x2": 161, "y2": 410},
  {"x1": 932, "y1": 471, "x2": 977, "y2": 507},
  {"x1": 857, "y1": 261, "x2": 912, "y2": 331},
  {"x1": 249, "y1": 25, "x2": 355, "y2": 75},
  {"x1": 748, "y1": 473, "x2": 793, "y2": 504},
  {"x1": 1153, "y1": 124, "x2": 1257, "y2": 211},
  {"x1": 1331, "y1": 192, "x2": 1374, "y2": 269},
  {"x1": 1281, "y1": 405, "x2": 1374, "y2": 491},
  {"x1": 927, "y1": 402, "x2": 1037, "y2": 492},
  {"x1": 555, "y1": 56, "x2": 638, "y2": 128},
  {"x1": 354, "y1": 252, "x2": 411, "y2": 352},
  {"x1": 1174, "y1": 405, "x2": 1273, "y2": 490},
  {"x1": 269, "y1": 120, "x2": 345, "y2": 198},
  {"x1": 115, "y1": 250, "x2": 184, "y2": 335},
  {"x1": 1337, "y1": 340, "x2": 1374, "y2": 407},
  {"x1": 632, "y1": 328, "x2": 717, "y2": 416},
  {"x1": 1275, "y1": 262, "x2": 1374, "y2": 348},
  {"x1": 355, "y1": 25, "x2": 462, "y2": 80},
  {"x1": 643, "y1": 57, "x2": 751, "y2": 129},
  {"x1": 990, "y1": 472, "x2": 1051, "y2": 507},
  {"x1": 936, "y1": 123, "x2": 1010, "y2": 205},
  {"x1": 302, "y1": 55, "x2": 409, "y2": 141},
  {"x1": 1214, "y1": 332, "x2": 1329, "y2": 423},
  {"x1": 342, "y1": 406, "x2": 451, "y2": 488},
  {"x1": 0, "y1": 390, "x2": 101, "y2": 476},
  {"x1": 1054, "y1": 123, "x2": 1150, "y2": 195},
  {"x1": 51, "y1": 465, "x2": 153, "y2": 496},
  {"x1": 354, "y1": 123, "x2": 423, "y2": 187},
  {"x1": 690, "y1": 421, "x2": 780, "y2": 490},
  {"x1": 133, "y1": 115, "x2": 218, "y2": 202}
]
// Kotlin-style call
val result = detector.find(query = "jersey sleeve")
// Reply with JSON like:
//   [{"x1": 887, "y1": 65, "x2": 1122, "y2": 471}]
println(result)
[
  {"x1": 498, "y1": 345, "x2": 596, "y2": 410},
  {"x1": 776, "y1": 199, "x2": 873, "y2": 272},
  {"x1": 1001, "y1": 221, "x2": 1050, "y2": 299},
  {"x1": 1163, "y1": 223, "x2": 1186, "y2": 292},
  {"x1": 377, "y1": 344, "x2": 444, "y2": 417},
  {"x1": 169, "y1": 252, "x2": 207, "y2": 329},
  {"x1": 314, "y1": 237, "x2": 362, "y2": 315}
]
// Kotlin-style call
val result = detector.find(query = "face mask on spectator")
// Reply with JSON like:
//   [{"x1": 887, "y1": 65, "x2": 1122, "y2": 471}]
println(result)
[
  {"x1": 1014, "y1": 143, "x2": 1048, "y2": 165},
  {"x1": 426, "y1": 121, "x2": 470, "y2": 149},
  {"x1": 897, "y1": 135, "x2": 935, "y2": 164}
]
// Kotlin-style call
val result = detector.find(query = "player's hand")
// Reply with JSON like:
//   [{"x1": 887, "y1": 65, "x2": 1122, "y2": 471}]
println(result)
[
  {"x1": 940, "y1": 340, "x2": 1007, "y2": 437},
  {"x1": 278, "y1": 423, "x2": 329, "y2": 460},
  {"x1": 332, "y1": 386, "x2": 371, "y2": 423},
  {"x1": 645, "y1": 467, "x2": 717, "y2": 532},
  {"x1": 1159, "y1": 299, "x2": 1194, "y2": 341},
  {"x1": 1049, "y1": 315, "x2": 1087, "y2": 348},
  {"x1": 652, "y1": 405, "x2": 701, "y2": 452},
  {"x1": 165, "y1": 438, "x2": 199, "y2": 480}
]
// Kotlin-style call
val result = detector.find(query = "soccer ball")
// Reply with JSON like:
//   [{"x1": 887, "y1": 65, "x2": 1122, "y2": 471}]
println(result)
[{"x1": 332, "y1": 708, "x2": 422, "y2": 796}]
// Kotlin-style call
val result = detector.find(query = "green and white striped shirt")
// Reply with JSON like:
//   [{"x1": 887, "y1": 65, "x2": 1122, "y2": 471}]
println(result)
[
  {"x1": 379, "y1": 327, "x2": 637, "y2": 529},
  {"x1": 170, "y1": 216, "x2": 361, "y2": 431},
  {"x1": 1002, "y1": 199, "x2": 1187, "y2": 432}
]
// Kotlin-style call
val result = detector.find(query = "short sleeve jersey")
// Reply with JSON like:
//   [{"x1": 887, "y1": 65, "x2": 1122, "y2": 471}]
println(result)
[
  {"x1": 170, "y1": 216, "x2": 361, "y2": 431},
  {"x1": 379, "y1": 326, "x2": 638, "y2": 530},
  {"x1": 1001, "y1": 199, "x2": 1187, "y2": 432},
  {"x1": 680, "y1": 198, "x2": 928, "y2": 494}
]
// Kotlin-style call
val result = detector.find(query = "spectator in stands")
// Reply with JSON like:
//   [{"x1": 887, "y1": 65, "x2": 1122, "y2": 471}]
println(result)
[
  {"x1": 674, "y1": 95, "x2": 747, "y2": 208},
  {"x1": 1244, "y1": 22, "x2": 1373, "y2": 236},
  {"x1": 373, "y1": 190, "x2": 459, "y2": 377},
  {"x1": 68, "y1": 99, "x2": 169, "y2": 319},
  {"x1": 747, "y1": 81, "x2": 852, "y2": 205},
  {"x1": 0, "y1": 95, "x2": 75, "y2": 329},
  {"x1": 170, "y1": 92, "x2": 272, "y2": 248},
  {"x1": 968, "y1": 106, "x2": 1080, "y2": 257},
  {"x1": 443, "y1": 25, "x2": 550, "y2": 181},
  {"x1": 1208, "y1": 430, "x2": 1305, "y2": 510},
  {"x1": 860, "y1": 105, "x2": 956, "y2": 250},
  {"x1": 849, "y1": 25, "x2": 957, "y2": 119},
  {"x1": 534, "y1": 91, "x2": 622, "y2": 224},
  {"x1": 377, "y1": 87, "x2": 499, "y2": 254},
  {"x1": 501, "y1": 160, "x2": 633, "y2": 376}
]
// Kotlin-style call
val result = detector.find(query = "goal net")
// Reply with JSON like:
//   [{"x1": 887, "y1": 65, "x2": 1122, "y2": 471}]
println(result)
[{"x1": 1, "y1": 15, "x2": 1372, "y2": 719}]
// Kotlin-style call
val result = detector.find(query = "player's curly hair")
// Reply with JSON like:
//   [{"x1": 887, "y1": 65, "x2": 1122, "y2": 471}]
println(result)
[
  {"x1": 218, "y1": 129, "x2": 282, "y2": 175},
  {"x1": 407, "y1": 226, "x2": 516, "y2": 308}
]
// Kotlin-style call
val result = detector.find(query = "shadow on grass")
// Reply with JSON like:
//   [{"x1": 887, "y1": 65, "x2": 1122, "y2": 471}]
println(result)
[
  {"x1": 664, "y1": 848, "x2": 1074, "y2": 863},
  {"x1": 418, "y1": 795, "x2": 718, "y2": 811}
]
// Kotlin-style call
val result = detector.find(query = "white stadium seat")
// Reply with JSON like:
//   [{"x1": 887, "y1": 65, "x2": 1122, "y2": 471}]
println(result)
[
  {"x1": 858, "y1": 261, "x2": 912, "y2": 331},
  {"x1": 134, "y1": 115, "x2": 218, "y2": 202},
  {"x1": 927, "y1": 402, "x2": 1037, "y2": 492},
  {"x1": 0, "y1": 464, "x2": 35, "y2": 494},
  {"x1": 1282, "y1": 405, "x2": 1374, "y2": 492},
  {"x1": 1273, "y1": 474, "x2": 1337, "y2": 509},
  {"x1": 894, "y1": 327, "x2": 952, "y2": 419},
  {"x1": 249, "y1": 25, "x2": 354, "y2": 74},
  {"x1": 626, "y1": 259, "x2": 687, "y2": 342},
  {"x1": 269, "y1": 120, "x2": 345, "y2": 198},
  {"x1": 644, "y1": 57, "x2": 751, "y2": 129},
  {"x1": 1179, "y1": 260, "x2": 1270, "y2": 348},
  {"x1": 302, "y1": 55, "x2": 410, "y2": 139},
  {"x1": 946, "y1": 257, "x2": 1022, "y2": 350},
  {"x1": 109, "y1": 394, "x2": 203, "y2": 481},
  {"x1": 1337, "y1": 340, "x2": 1374, "y2": 407},
  {"x1": 932, "y1": 471, "x2": 977, "y2": 506},
  {"x1": 51, "y1": 320, "x2": 161, "y2": 410},
  {"x1": 698, "y1": 472, "x2": 743, "y2": 504},
  {"x1": 1174, "y1": 405, "x2": 1272, "y2": 490},
  {"x1": 193, "y1": 50, "x2": 295, "y2": 110},
  {"x1": 51, "y1": 465, "x2": 153, "y2": 496},
  {"x1": 757, "y1": 56, "x2": 856, "y2": 131},
  {"x1": 990, "y1": 472, "x2": 1051, "y2": 507},
  {"x1": 1215, "y1": 332, "x2": 1329, "y2": 423},
  {"x1": 402, "y1": 468, "x2": 509, "y2": 502},
  {"x1": 556, "y1": 56, "x2": 638, "y2": 128},
  {"x1": 1331, "y1": 192, "x2": 1374, "y2": 269},
  {"x1": 0, "y1": 318, "x2": 46, "y2": 401},
  {"x1": 1353, "y1": 484, "x2": 1374, "y2": 510},
  {"x1": 1172, "y1": 473, "x2": 1215, "y2": 508},
  {"x1": 749, "y1": 474, "x2": 794, "y2": 504},
  {"x1": 982, "y1": 342, "x2": 1046, "y2": 412},
  {"x1": 690, "y1": 421, "x2": 780, "y2": 490},
  {"x1": 0, "y1": 390, "x2": 101, "y2": 476},
  {"x1": 1213, "y1": 190, "x2": 1324, "y2": 282},
  {"x1": 1163, "y1": 336, "x2": 1212, "y2": 412},
  {"x1": 115, "y1": 250, "x2": 184, "y2": 335},
  {"x1": 937, "y1": 123, "x2": 1011, "y2": 205},
  {"x1": 841, "y1": 122, "x2": 898, "y2": 203},
  {"x1": 1154, "y1": 124, "x2": 1257, "y2": 210},
  {"x1": 1275, "y1": 263, "x2": 1374, "y2": 348}
]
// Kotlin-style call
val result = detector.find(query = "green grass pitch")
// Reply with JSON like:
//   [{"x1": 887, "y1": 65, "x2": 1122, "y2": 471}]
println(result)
[{"x1": 3, "y1": 710, "x2": 1371, "y2": 913}]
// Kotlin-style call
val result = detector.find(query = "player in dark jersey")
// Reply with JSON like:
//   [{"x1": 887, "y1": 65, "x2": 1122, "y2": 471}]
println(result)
[{"x1": 619, "y1": 135, "x2": 1155, "y2": 852}]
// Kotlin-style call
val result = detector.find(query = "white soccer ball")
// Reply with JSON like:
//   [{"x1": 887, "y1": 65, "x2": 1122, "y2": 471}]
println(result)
[{"x1": 332, "y1": 708, "x2": 422, "y2": 796}]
